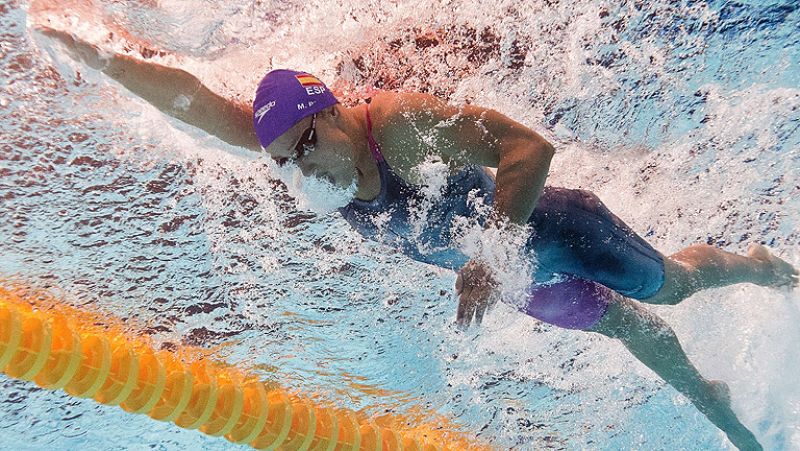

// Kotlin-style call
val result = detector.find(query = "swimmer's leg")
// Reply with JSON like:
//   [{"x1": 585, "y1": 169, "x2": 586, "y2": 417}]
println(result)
[
  {"x1": 643, "y1": 243, "x2": 799, "y2": 306},
  {"x1": 589, "y1": 297, "x2": 762, "y2": 451}
]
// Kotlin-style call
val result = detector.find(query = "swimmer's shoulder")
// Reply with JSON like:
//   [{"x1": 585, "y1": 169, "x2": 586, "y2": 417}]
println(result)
[
  {"x1": 362, "y1": 92, "x2": 442, "y2": 171},
  {"x1": 367, "y1": 91, "x2": 445, "y2": 124},
  {"x1": 364, "y1": 91, "x2": 449, "y2": 146}
]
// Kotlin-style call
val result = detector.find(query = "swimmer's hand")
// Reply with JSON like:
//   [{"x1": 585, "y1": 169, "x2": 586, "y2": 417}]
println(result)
[
  {"x1": 36, "y1": 27, "x2": 109, "y2": 70},
  {"x1": 455, "y1": 259, "x2": 498, "y2": 328}
]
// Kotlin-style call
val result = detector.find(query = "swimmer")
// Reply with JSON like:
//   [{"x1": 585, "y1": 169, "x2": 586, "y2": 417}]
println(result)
[{"x1": 41, "y1": 27, "x2": 799, "y2": 451}]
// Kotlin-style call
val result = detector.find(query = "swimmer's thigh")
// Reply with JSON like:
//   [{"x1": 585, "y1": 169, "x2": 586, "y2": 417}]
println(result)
[{"x1": 527, "y1": 187, "x2": 665, "y2": 299}]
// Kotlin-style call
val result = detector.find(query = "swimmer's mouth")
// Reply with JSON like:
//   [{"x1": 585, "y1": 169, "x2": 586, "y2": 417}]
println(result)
[{"x1": 318, "y1": 173, "x2": 335, "y2": 184}]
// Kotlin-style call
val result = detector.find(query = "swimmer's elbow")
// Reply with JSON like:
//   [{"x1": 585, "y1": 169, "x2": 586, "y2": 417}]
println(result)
[
  {"x1": 503, "y1": 133, "x2": 554, "y2": 166},
  {"x1": 531, "y1": 134, "x2": 555, "y2": 159},
  {"x1": 544, "y1": 140, "x2": 556, "y2": 156}
]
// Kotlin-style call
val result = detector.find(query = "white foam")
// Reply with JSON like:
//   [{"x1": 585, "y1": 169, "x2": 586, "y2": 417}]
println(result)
[
  {"x1": 266, "y1": 159, "x2": 358, "y2": 216},
  {"x1": 449, "y1": 194, "x2": 536, "y2": 306}
]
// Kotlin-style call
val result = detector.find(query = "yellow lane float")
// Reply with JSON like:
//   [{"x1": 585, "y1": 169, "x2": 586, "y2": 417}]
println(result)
[{"x1": 0, "y1": 285, "x2": 492, "y2": 450}]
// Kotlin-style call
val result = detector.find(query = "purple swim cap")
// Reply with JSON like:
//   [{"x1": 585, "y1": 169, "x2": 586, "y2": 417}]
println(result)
[{"x1": 252, "y1": 69, "x2": 339, "y2": 149}]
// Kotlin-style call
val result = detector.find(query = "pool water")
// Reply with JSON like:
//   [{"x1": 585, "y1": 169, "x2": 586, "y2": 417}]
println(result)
[{"x1": 1, "y1": 0, "x2": 799, "y2": 449}]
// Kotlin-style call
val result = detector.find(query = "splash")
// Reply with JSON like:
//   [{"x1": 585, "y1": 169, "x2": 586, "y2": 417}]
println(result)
[
  {"x1": 449, "y1": 192, "x2": 536, "y2": 306},
  {"x1": 266, "y1": 159, "x2": 358, "y2": 216}
]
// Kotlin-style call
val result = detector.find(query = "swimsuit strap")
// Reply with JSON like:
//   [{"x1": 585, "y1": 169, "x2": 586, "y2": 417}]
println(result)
[{"x1": 364, "y1": 104, "x2": 385, "y2": 163}]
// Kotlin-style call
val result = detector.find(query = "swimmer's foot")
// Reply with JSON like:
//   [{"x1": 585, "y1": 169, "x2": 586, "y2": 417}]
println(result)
[
  {"x1": 706, "y1": 379, "x2": 763, "y2": 451},
  {"x1": 709, "y1": 379, "x2": 731, "y2": 408},
  {"x1": 747, "y1": 244, "x2": 799, "y2": 289}
]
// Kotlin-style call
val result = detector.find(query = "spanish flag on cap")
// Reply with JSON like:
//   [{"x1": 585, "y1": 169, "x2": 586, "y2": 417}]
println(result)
[
  {"x1": 253, "y1": 69, "x2": 338, "y2": 149},
  {"x1": 295, "y1": 73, "x2": 324, "y2": 87}
]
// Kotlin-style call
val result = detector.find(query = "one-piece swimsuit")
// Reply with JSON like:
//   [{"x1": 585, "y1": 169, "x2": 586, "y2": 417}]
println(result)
[{"x1": 338, "y1": 105, "x2": 665, "y2": 330}]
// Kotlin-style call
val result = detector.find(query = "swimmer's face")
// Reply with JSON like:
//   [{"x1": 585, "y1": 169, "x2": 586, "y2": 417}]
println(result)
[{"x1": 265, "y1": 106, "x2": 356, "y2": 188}]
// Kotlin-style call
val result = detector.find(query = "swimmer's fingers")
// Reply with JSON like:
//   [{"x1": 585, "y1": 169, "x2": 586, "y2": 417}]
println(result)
[
  {"x1": 456, "y1": 289, "x2": 476, "y2": 328},
  {"x1": 455, "y1": 266, "x2": 475, "y2": 327},
  {"x1": 35, "y1": 26, "x2": 69, "y2": 40},
  {"x1": 485, "y1": 292, "x2": 499, "y2": 313},
  {"x1": 36, "y1": 27, "x2": 79, "y2": 54},
  {"x1": 474, "y1": 298, "x2": 487, "y2": 325},
  {"x1": 459, "y1": 287, "x2": 497, "y2": 328},
  {"x1": 456, "y1": 278, "x2": 484, "y2": 328},
  {"x1": 36, "y1": 26, "x2": 108, "y2": 70},
  {"x1": 470, "y1": 283, "x2": 493, "y2": 325},
  {"x1": 456, "y1": 260, "x2": 499, "y2": 328}
]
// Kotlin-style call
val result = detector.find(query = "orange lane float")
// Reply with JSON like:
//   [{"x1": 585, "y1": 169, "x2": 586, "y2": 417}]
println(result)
[{"x1": 0, "y1": 285, "x2": 492, "y2": 450}]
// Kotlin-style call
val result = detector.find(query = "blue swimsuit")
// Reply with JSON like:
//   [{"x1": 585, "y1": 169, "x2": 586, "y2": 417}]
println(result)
[{"x1": 339, "y1": 106, "x2": 665, "y2": 330}]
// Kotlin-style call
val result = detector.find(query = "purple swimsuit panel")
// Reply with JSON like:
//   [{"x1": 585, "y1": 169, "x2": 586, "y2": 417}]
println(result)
[{"x1": 520, "y1": 276, "x2": 612, "y2": 330}]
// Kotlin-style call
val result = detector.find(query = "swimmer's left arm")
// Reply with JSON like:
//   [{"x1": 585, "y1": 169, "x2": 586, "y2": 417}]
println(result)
[
  {"x1": 384, "y1": 93, "x2": 554, "y2": 225},
  {"x1": 486, "y1": 123, "x2": 555, "y2": 225},
  {"x1": 382, "y1": 93, "x2": 554, "y2": 327}
]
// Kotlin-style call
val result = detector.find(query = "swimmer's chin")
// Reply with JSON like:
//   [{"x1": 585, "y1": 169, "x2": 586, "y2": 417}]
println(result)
[
  {"x1": 297, "y1": 173, "x2": 358, "y2": 214},
  {"x1": 267, "y1": 161, "x2": 357, "y2": 214},
  {"x1": 319, "y1": 172, "x2": 343, "y2": 187}
]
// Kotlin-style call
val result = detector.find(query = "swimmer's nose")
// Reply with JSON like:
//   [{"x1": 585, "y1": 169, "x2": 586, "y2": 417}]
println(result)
[
  {"x1": 299, "y1": 162, "x2": 327, "y2": 181},
  {"x1": 296, "y1": 161, "x2": 314, "y2": 176}
]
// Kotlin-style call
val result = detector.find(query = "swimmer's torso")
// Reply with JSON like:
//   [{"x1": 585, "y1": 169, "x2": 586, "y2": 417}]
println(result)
[
  {"x1": 340, "y1": 102, "x2": 496, "y2": 269},
  {"x1": 339, "y1": 103, "x2": 665, "y2": 299}
]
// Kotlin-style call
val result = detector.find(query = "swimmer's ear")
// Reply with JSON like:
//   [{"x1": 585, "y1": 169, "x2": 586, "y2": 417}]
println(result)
[{"x1": 329, "y1": 105, "x2": 340, "y2": 118}]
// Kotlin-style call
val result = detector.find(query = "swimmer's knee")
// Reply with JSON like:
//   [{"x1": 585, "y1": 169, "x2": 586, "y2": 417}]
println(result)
[
  {"x1": 672, "y1": 258, "x2": 706, "y2": 295},
  {"x1": 669, "y1": 244, "x2": 718, "y2": 268},
  {"x1": 588, "y1": 297, "x2": 666, "y2": 338},
  {"x1": 638, "y1": 258, "x2": 698, "y2": 305},
  {"x1": 586, "y1": 295, "x2": 628, "y2": 338},
  {"x1": 575, "y1": 188, "x2": 602, "y2": 205}
]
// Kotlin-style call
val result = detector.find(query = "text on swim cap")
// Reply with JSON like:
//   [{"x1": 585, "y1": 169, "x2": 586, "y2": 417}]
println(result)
[
  {"x1": 255, "y1": 100, "x2": 277, "y2": 123},
  {"x1": 297, "y1": 101, "x2": 317, "y2": 110},
  {"x1": 305, "y1": 86, "x2": 327, "y2": 96}
]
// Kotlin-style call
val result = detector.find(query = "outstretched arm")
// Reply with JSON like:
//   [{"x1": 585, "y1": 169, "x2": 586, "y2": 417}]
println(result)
[{"x1": 38, "y1": 28, "x2": 260, "y2": 151}]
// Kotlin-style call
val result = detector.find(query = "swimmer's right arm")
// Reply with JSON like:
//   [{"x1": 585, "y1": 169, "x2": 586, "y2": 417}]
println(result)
[{"x1": 38, "y1": 28, "x2": 261, "y2": 151}]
